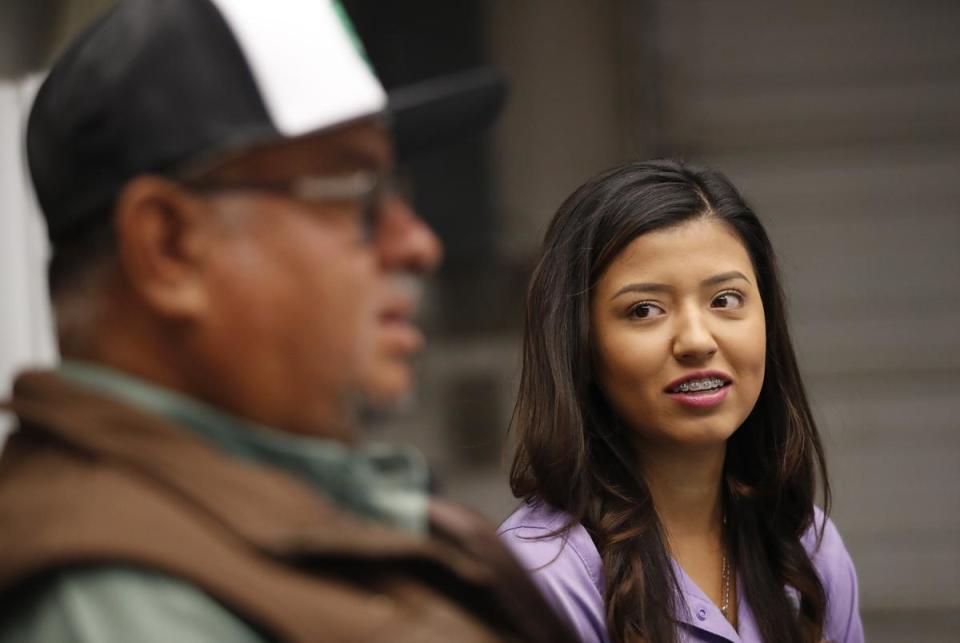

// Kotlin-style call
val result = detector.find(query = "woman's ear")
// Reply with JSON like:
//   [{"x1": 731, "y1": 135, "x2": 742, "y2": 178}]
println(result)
[{"x1": 113, "y1": 175, "x2": 214, "y2": 320}]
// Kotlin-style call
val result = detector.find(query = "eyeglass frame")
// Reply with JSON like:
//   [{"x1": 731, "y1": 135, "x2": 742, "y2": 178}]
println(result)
[{"x1": 178, "y1": 170, "x2": 401, "y2": 241}]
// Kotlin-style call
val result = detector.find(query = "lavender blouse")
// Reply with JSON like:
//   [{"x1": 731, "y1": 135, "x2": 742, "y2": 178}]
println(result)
[{"x1": 498, "y1": 501, "x2": 864, "y2": 643}]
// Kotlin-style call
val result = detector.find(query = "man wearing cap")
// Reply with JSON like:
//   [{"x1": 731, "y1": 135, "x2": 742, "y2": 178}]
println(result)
[{"x1": 0, "y1": 1, "x2": 576, "y2": 642}]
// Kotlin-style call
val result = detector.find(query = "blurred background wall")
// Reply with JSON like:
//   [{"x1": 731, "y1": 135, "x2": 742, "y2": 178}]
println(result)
[
  {"x1": 2, "y1": 1, "x2": 958, "y2": 640},
  {"x1": 0, "y1": 0, "x2": 84, "y2": 439},
  {"x1": 347, "y1": 2, "x2": 960, "y2": 640}
]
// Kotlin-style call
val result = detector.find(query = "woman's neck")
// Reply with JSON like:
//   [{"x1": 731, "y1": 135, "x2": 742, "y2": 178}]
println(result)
[
  {"x1": 634, "y1": 442, "x2": 736, "y2": 625},
  {"x1": 636, "y1": 441, "x2": 726, "y2": 542}
]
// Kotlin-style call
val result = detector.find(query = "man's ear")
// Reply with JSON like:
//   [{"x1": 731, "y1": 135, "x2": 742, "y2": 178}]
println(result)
[{"x1": 113, "y1": 175, "x2": 214, "y2": 320}]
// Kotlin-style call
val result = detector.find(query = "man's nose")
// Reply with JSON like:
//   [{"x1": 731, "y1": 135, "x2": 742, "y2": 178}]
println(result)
[
  {"x1": 375, "y1": 195, "x2": 444, "y2": 274},
  {"x1": 671, "y1": 307, "x2": 718, "y2": 363}
]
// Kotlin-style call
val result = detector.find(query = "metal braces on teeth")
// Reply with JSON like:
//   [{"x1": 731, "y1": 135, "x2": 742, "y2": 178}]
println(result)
[{"x1": 676, "y1": 377, "x2": 725, "y2": 393}]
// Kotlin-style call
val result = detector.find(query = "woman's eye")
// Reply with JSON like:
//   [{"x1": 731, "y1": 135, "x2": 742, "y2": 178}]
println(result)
[
  {"x1": 712, "y1": 291, "x2": 745, "y2": 309},
  {"x1": 629, "y1": 303, "x2": 665, "y2": 319}
]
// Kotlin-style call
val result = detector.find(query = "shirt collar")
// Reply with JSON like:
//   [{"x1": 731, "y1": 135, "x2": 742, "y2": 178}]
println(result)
[
  {"x1": 58, "y1": 360, "x2": 429, "y2": 534},
  {"x1": 671, "y1": 560, "x2": 745, "y2": 642}
]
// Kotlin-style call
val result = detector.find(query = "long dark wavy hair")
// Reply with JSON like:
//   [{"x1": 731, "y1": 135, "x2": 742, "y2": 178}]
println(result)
[{"x1": 509, "y1": 159, "x2": 830, "y2": 643}]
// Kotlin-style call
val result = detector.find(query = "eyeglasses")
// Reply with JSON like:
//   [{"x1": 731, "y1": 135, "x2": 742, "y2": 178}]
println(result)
[{"x1": 183, "y1": 170, "x2": 399, "y2": 240}]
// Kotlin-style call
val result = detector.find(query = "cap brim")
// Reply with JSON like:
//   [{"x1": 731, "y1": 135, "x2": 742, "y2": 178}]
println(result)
[{"x1": 388, "y1": 66, "x2": 507, "y2": 159}]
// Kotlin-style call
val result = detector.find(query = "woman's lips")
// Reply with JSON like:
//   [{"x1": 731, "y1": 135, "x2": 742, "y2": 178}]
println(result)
[{"x1": 666, "y1": 383, "x2": 731, "y2": 409}]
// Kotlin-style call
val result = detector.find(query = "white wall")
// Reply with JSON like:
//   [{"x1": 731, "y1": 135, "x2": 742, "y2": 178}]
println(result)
[
  {"x1": 0, "y1": 0, "x2": 116, "y2": 443},
  {"x1": 0, "y1": 76, "x2": 57, "y2": 443}
]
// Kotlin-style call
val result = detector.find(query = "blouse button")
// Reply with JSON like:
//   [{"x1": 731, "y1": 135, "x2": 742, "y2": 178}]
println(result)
[{"x1": 696, "y1": 607, "x2": 707, "y2": 621}]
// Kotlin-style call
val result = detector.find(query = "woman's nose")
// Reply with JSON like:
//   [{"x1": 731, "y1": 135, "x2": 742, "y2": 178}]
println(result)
[{"x1": 671, "y1": 308, "x2": 718, "y2": 363}]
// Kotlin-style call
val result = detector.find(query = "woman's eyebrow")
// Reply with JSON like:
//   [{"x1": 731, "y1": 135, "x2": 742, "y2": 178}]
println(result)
[
  {"x1": 701, "y1": 270, "x2": 752, "y2": 287},
  {"x1": 611, "y1": 271, "x2": 752, "y2": 300},
  {"x1": 611, "y1": 282, "x2": 673, "y2": 299}
]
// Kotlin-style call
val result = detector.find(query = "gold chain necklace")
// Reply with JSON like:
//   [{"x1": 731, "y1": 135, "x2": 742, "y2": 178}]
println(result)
[
  {"x1": 720, "y1": 551, "x2": 733, "y2": 620},
  {"x1": 719, "y1": 507, "x2": 733, "y2": 621}
]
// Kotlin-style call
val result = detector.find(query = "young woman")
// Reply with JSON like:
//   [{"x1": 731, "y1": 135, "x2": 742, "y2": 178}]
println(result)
[{"x1": 499, "y1": 160, "x2": 863, "y2": 643}]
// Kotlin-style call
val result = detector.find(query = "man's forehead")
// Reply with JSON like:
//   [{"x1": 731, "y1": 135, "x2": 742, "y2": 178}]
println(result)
[{"x1": 206, "y1": 118, "x2": 393, "y2": 182}]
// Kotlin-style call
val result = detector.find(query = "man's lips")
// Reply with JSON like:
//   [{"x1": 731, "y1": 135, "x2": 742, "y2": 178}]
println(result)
[{"x1": 377, "y1": 299, "x2": 423, "y2": 353}]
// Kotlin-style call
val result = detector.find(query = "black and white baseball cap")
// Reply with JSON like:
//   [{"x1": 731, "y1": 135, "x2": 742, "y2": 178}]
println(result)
[{"x1": 27, "y1": 0, "x2": 506, "y2": 247}]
